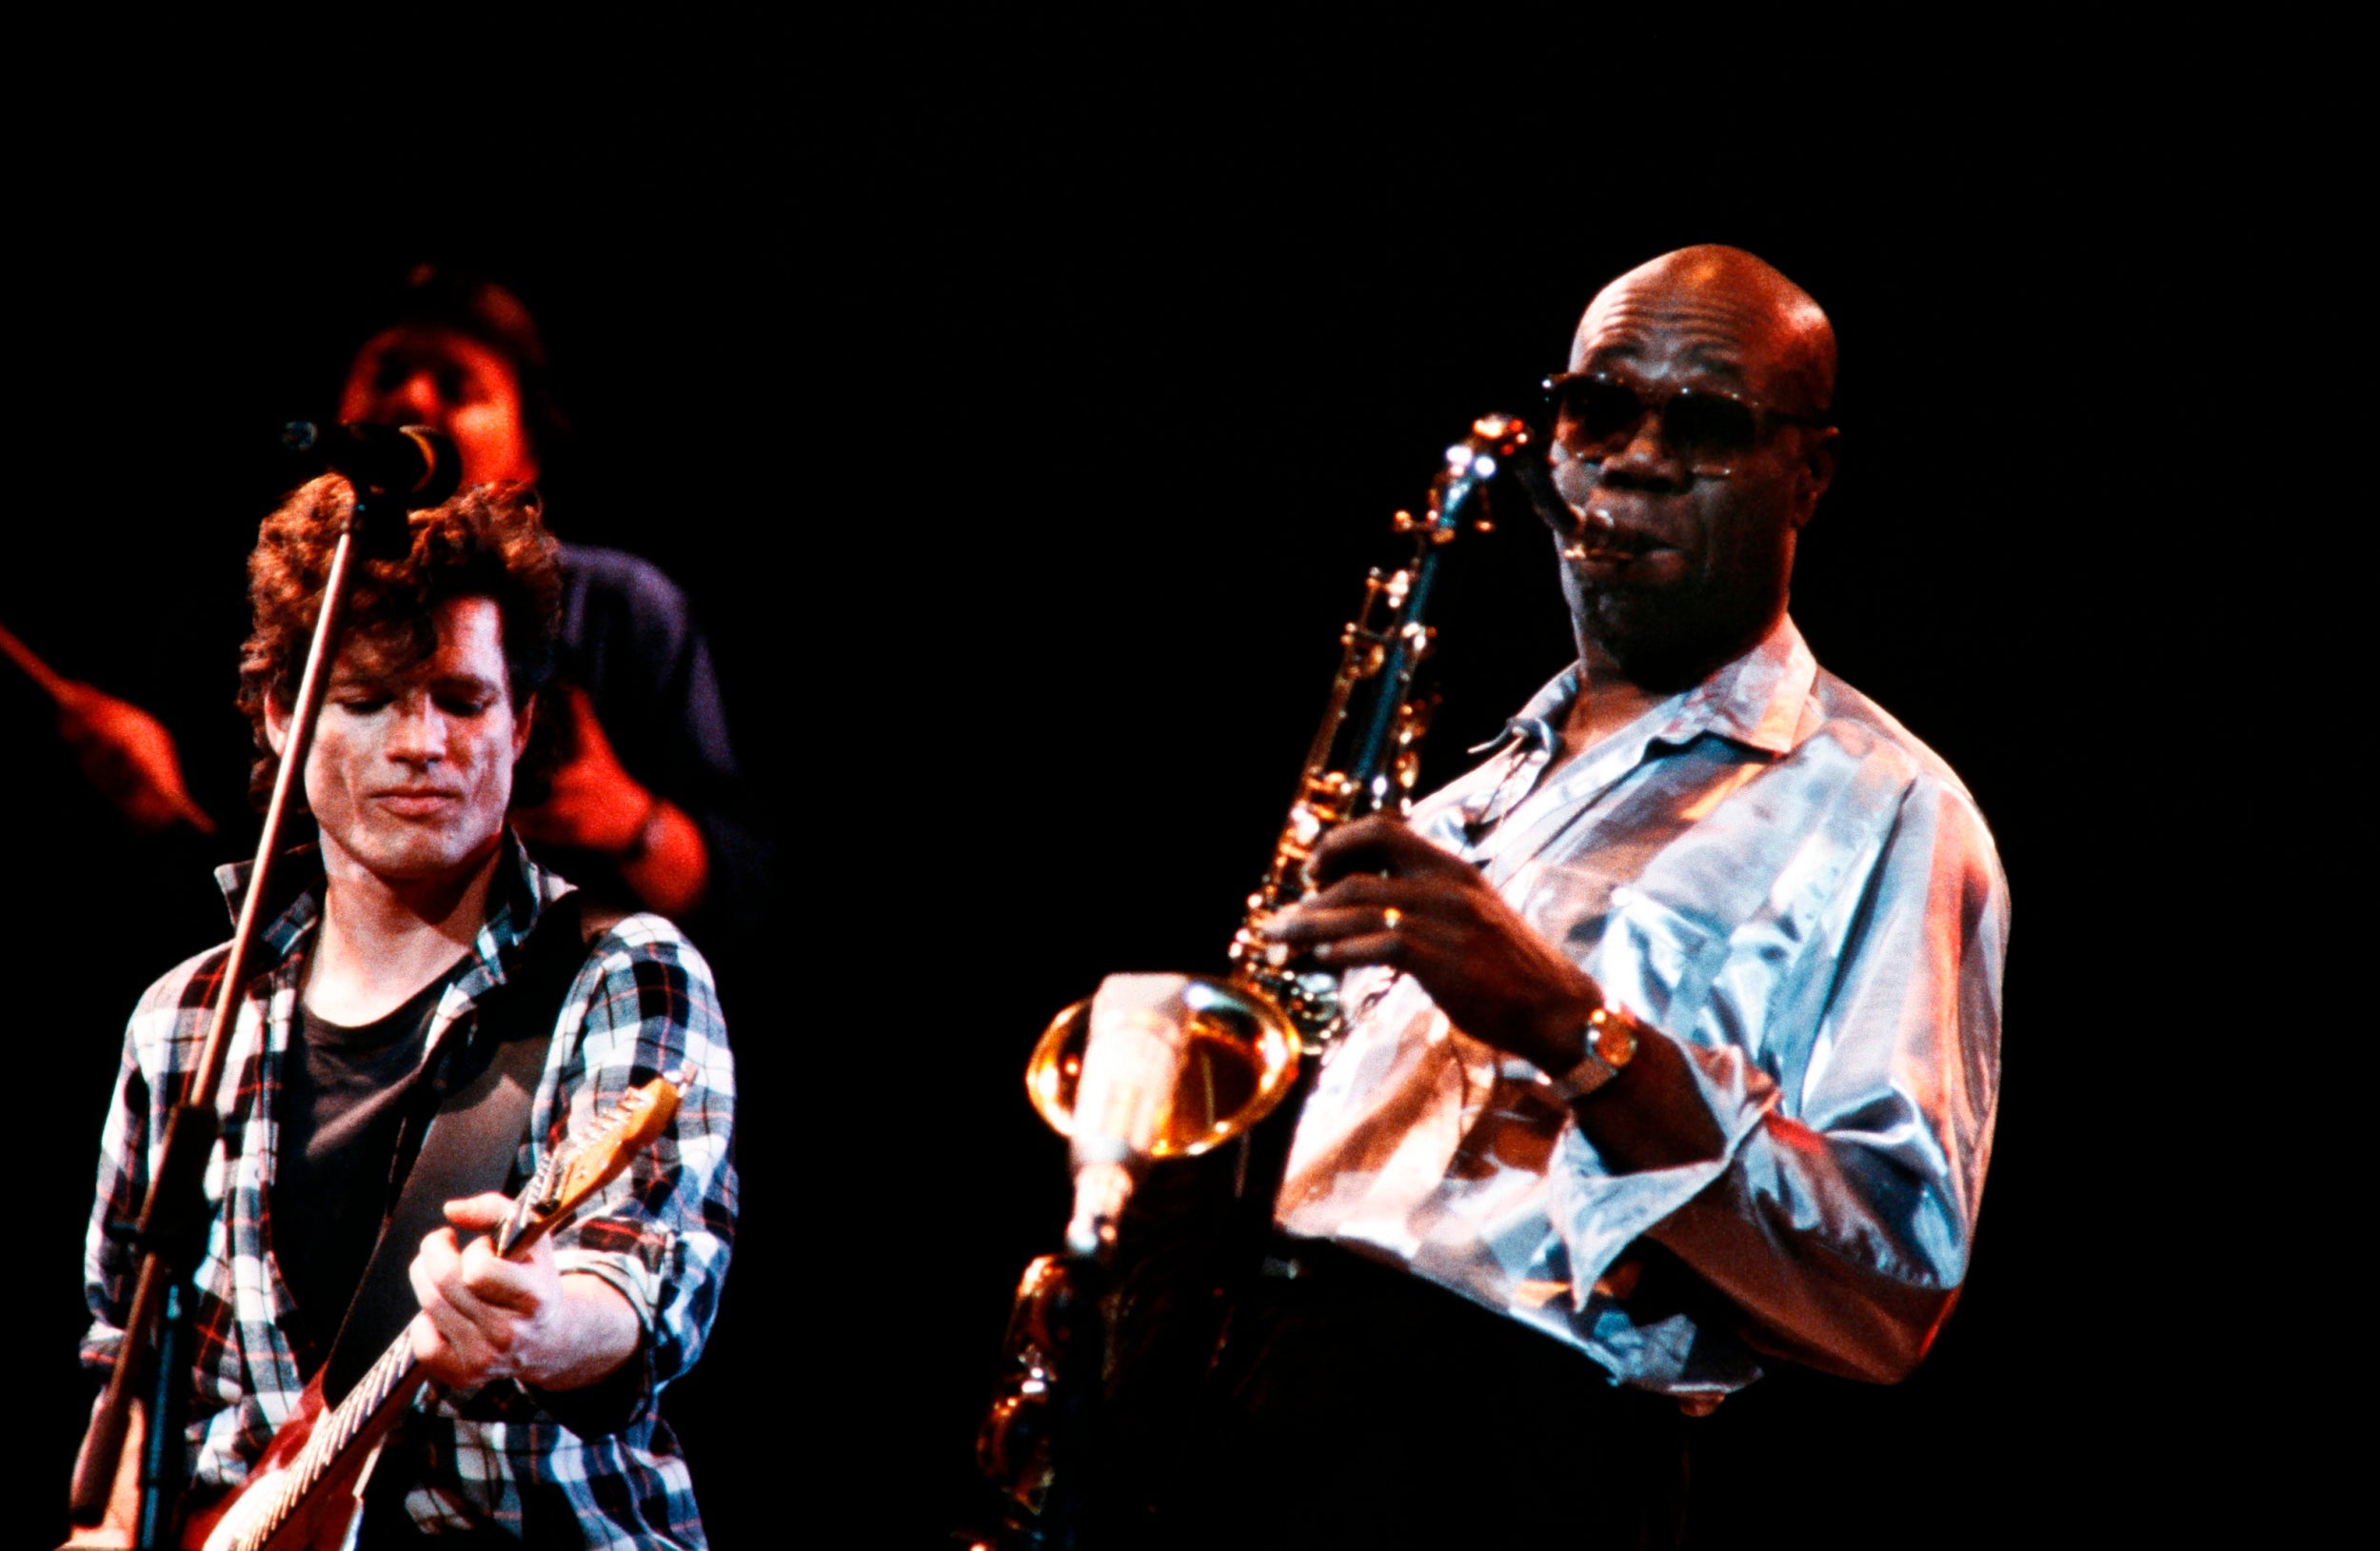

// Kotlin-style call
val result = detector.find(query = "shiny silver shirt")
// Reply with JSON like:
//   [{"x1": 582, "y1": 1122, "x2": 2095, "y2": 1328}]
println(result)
[{"x1": 1276, "y1": 617, "x2": 2007, "y2": 1398}]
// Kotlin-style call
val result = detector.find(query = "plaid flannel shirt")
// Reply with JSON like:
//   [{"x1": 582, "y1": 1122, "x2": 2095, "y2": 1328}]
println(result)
[{"x1": 82, "y1": 835, "x2": 737, "y2": 1547}]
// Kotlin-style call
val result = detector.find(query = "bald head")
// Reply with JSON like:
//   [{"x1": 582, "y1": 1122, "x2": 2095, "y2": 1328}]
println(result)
[
  {"x1": 1546, "y1": 245, "x2": 1842, "y2": 692},
  {"x1": 1571, "y1": 245, "x2": 1836, "y2": 418}
]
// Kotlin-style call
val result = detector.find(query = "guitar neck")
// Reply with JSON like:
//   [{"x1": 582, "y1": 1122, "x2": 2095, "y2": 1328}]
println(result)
[{"x1": 231, "y1": 1202, "x2": 572, "y2": 1548}]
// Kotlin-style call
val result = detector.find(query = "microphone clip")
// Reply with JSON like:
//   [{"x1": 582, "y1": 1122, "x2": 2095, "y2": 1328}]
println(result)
[{"x1": 282, "y1": 421, "x2": 463, "y2": 560}]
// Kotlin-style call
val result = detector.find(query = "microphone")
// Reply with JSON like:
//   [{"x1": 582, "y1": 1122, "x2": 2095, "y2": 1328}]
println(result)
[{"x1": 282, "y1": 422, "x2": 463, "y2": 510}]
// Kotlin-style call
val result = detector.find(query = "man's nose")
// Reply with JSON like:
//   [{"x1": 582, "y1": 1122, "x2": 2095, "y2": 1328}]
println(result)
[
  {"x1": 386, "y1": 700, "x2": 450, "y2": 763},
  {"x1": 387, "y1": 369, "x2": 453, "y2": 428}
]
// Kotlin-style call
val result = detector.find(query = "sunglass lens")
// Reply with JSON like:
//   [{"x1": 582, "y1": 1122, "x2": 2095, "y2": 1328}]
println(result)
[
  {"x1": 1665, "y1": 391, "x2": 1759, "y2": 467},
  {"x1": 1554, "y1": 378, "x2": 1647, "y2": 450}
]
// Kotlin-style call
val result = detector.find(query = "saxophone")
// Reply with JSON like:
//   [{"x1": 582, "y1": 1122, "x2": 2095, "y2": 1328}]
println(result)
[{"x1": 973, "y1": 413, "x2": 1538, "y2": 1547}]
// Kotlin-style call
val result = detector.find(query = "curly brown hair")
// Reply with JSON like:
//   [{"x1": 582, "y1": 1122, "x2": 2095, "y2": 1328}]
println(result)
[{"x1": 237, "y1": 476, "x2": 564, "y2": 809}]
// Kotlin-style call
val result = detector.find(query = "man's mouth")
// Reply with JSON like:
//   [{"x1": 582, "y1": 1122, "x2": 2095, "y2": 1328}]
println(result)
[
  {"x1": 1564, "y1": 532, "x2": 1657, "y2": 564},
  {"x1": 1560, "y1": 507, "x2": 1669, "y2": 567},
  {"x1": 372, "y1": 789, "x2": 463, "y2": 818}
]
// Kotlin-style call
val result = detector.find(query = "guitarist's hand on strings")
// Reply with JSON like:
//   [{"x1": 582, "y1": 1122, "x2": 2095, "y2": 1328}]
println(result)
[{"x1": 408, "y1": 1193, "x2": 645, "y2": 1395}]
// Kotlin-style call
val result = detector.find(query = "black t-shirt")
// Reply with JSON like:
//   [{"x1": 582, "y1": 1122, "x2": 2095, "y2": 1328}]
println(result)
[{"x1": 271, "y1": 971, "x2": 453, "y2": 1368}]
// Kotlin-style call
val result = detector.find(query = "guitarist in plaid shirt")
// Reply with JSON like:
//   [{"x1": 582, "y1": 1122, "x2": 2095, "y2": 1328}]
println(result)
[{"x1": 79, "y1": 478, "x2": 736, "y2": 1547}]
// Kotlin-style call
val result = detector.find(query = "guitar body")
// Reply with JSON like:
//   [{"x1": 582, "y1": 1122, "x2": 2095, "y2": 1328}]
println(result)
[
  {"x1": 179, "y1": 1372, "x2": 376, "y2": 1551},
  {"x1": 58, "y1": 1378, "x2": 374, "y2": 1551}
]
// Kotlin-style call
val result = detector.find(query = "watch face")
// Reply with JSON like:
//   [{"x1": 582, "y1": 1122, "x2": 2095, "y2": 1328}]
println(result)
[{"x1": 1591, "y1": 1007, "x2": 1639, "y2": 1067}]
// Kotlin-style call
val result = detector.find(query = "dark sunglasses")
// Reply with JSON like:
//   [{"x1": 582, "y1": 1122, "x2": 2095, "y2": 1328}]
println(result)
[{"x1": 1541, "y1": 371, "x2": 1826, "y2": 479}]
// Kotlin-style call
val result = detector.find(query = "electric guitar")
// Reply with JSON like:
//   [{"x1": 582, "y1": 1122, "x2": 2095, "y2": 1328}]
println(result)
[{"x1": 169, "y1": 1065, "x2": 693, "y2": 1551}]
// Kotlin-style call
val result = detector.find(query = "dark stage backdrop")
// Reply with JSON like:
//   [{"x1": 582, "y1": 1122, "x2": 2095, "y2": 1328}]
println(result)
[{"x1": 9, "y1": 13, "x2": 2341, "y2": 1547}]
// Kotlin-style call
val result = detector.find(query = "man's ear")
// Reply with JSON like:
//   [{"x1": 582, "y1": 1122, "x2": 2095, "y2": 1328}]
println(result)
[
  {"x1": 1789, "y1": 425, "x2": 1838, "y2": 531},
  {"x1": 513, "y1": 691, "x2": 536, "y2": 761},
  {"x1": 263, "y1": 695, "x2": 289, "y2": 757}
]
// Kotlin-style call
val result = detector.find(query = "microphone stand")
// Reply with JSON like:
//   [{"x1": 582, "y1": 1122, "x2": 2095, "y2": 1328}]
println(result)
[{"x1": 68, "y1": 472, "x2": 432, "y2": 1547}]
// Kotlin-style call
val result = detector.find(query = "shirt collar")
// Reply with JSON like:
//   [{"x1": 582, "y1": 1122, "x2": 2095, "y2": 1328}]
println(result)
[
  {"x1": 212, "y1": 829, "x2": 567, "y2": 976},
  {"x1": 1480, "y1": 614, "x2": 1817, "y2": 760}
]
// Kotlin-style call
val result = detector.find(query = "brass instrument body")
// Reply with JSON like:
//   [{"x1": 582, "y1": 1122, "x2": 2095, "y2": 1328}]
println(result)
[
  {"x1": 976, "y1": 1254, "x2": 1101, "y2": 1523},
  {"x1": 1022, "y1": 412, "x2": 1537, "y2": 1159},
  {"x1": 980, "y1": 412, "x2": 1538, "y2": 1548}
]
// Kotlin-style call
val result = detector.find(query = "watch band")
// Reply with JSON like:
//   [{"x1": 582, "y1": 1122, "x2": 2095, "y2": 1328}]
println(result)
[{"x1": 1543, "y1": 1004, "x2": 1644, "y2": 1104}]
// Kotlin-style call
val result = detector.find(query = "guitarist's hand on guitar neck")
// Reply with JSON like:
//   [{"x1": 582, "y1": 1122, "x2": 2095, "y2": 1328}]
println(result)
[{"x1": 407, "y1": 1192, "x2": 643, "y2": 1396}]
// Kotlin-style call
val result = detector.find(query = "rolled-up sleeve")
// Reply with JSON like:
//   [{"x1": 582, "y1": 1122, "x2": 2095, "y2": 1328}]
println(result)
[
  {"x1": 1643, "y1": 776, "x2": 2007, "y2": 1382},
  {"x1": 539, "y1": 913, "x2": 738, "y2": 1426}
]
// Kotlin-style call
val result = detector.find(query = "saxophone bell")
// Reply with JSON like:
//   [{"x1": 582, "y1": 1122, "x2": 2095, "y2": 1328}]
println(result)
[{"x1": 1026, "y1": 971, "x2": 1304, "y2": 1255}]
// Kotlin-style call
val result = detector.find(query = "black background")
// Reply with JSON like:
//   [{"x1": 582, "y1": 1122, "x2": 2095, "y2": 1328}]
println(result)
[{"x1": 7, "y1": 11, "x2": 2346, "y2": 1546}]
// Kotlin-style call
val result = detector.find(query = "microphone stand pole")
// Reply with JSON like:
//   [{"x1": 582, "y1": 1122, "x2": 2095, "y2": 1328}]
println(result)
[{"x1": 68, "y1": 484, "x2": 416, "y2": 1547}]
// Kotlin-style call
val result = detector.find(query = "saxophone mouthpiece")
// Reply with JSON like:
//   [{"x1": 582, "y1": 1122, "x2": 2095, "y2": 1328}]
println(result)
[
  {"x1": 1560, "y1": 507, "x2": 1617, "y2": 564},
  {"x1": 1561, "y1": 508, "x2": 1666, "y2": 568}
]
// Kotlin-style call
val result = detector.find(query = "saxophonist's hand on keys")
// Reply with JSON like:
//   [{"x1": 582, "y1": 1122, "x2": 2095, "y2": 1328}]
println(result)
[
  {"x1": 1264, "y1": 815, "x2": 1724, "y2": 1169},
  {"x1": 1265, "y1": 816, "x2": 1597, "y2": 1074}
]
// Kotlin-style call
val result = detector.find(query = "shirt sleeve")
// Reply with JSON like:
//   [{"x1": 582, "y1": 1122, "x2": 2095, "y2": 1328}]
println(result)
[
  {"x1": 534, "y1": 912, "x2": 737, "y2": 1433},
  {"x1": 81, "y1": 947, "x2": 228, "y2": 1382},
  {"x1": 1636, "y1": 774, "x2": 2007, "y2": 1382},
  {"x1": 81, "y1": 1035, "x2": 151, "y2": 1381}
]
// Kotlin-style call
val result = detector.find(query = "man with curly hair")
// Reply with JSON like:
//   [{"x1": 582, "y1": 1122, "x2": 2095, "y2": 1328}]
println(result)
[{"x1": 78, "y1": 478, "x2": 735, "y2": 1547}]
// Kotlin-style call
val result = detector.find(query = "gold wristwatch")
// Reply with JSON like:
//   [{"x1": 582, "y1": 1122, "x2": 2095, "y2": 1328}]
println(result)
[{"x1": 1544, "y1": 1004, "x2": 1642, "y2": 1103}]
